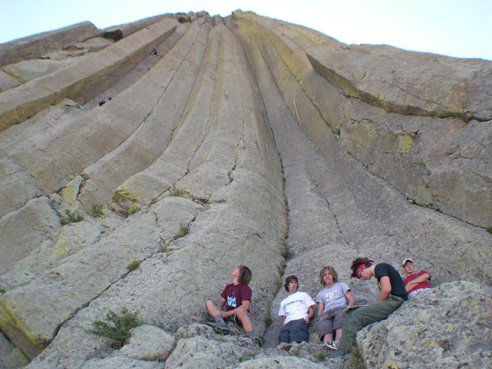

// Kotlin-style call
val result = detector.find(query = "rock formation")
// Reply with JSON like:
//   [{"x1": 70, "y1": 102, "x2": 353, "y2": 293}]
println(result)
[{"x1": 0, "y1": 10, "x2": 490, "y2": 369}]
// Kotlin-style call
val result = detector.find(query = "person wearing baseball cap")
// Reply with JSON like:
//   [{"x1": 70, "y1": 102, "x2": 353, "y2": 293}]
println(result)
[{"x1": 402, "y1": 258, "x2": 431, "y2": 299}]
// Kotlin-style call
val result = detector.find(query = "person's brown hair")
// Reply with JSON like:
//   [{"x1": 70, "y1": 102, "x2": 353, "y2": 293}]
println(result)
[
  {"x1": 319, "y1": 266, "x2": 339, "y2": 285},
  {"x1": 350, "y1": 257, "x2": 374, "y2": 278},
  {"x1": 238, "y1": 265, "x2": 252, "y2": 285}
]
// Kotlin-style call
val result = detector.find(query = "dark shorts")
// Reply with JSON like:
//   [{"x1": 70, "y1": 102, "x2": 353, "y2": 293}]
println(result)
[
  {"x1": 318, "y1": 307, "x2": 346, "y2": 339},
  {"x1": 278, "y1": 318, "x2": 310, "y2": 344}
]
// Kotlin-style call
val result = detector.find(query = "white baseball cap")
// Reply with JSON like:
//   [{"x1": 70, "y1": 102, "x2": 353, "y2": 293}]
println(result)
[{"x1": 402, "y1": 258, "x2": 413, "y2": 266}]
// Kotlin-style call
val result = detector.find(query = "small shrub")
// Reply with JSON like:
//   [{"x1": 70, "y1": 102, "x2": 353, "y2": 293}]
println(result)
[
  {"x1": 127, "y1": 260, "x2": 142, "y2": 271},
  {"x1": 264, "y1": 315, "x2": 273, "y2": 329},
  {"x1": 127, "y1": 204, "x2": 141, "y2": 216},
  {"x1": 487, "y1": 227, "x2": 492, "y2": 235},
  {"x1": 60, "y1": 209, "x2": 84, "y2": 225},
  {"x1": 275, "y1": 281, "x2": 282, "y2": 293},
  {"x1": 239, "y1": 353, "x2": 256, "y2": 362},
  {"x1": 168, "y1": 186, "x2": 205, "y2": 203},
  {"x1": 88, "y1": 204, "x2": 104, "y2": 218},
  {"x1": 169, "y1": 186, "x2": 189, "y2": 198},
  {"x1": 0, "y1": 287, "x2": 6, "y2": 294},
  {"x1": 281, "y1": 247, "x2": 294, "y2": 260},
  {"x1": 91, "y1": 308, "x2": 144, "y2": 348},
  {"x1": 314, "y1": 350, "x2": 326, "y2": 361},
  {"x1": 174, "y1": 224, "x2": 189, "y2": 239}
]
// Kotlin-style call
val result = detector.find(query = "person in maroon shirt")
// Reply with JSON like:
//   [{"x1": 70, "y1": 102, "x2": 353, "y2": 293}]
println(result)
[
  {"x1": 402, "y1": 258, "x2": 431, "y2": 299},
  {"x1": 205, "y1": 265, "x2": 258, "y2": 341}
]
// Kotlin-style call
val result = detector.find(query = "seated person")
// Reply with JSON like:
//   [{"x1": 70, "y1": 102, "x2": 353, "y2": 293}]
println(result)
[
  {"x1": 336, "y1": 258, "x2": 407, "y2": 355},
  {"x1": 277, "y1": 275, "x2": 315, "y2": 349},
  {"x1": 402, "y1": 258, "x2": 431, "y2": 299},
  {"x1": 204, "y1": 265, "x2": 257, "y2": 341},
  {"x1": 316, "y1": 266, "x2": 355, "y2": 350}
]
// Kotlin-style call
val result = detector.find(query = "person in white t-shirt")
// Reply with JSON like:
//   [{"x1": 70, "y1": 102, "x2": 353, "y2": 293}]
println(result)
[
  {"x1": 316, "y1": 266, "x2": 355, "y2": 350},
  {"x1": 277, "y1": 275, "x2": 315, "y2": 349}
]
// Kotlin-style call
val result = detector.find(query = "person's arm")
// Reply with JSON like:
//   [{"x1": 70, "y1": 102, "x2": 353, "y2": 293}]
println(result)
[
  {"x1": 221, "y1": 299, "x2": 251, "y2": 318},
  {"x1": 279, "y1": 315, "x2": 286, "y2": 328},
  {"x1": 305, "y1": 305, "x2": 314, "y2": 323},
  {"x1": 345, "y1": 290, "x2": 356, "y2": 307},
  {"x1": 376, "y1": 276, "x2": 392, "y2": 302},
  {"x1": 405, "y1": 272, "x2": 430, "y2": 292},
  {"x1": 218, "y1": 297, "x2": 226, "y2": 308},
  {"x1": 317, "y1": 302, "x2": 324, "y2": 317}
]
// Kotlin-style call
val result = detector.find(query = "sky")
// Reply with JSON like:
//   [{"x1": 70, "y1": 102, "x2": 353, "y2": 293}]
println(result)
[{"x1": 1, "y1": 0, "x2": 491, "y2": 61}]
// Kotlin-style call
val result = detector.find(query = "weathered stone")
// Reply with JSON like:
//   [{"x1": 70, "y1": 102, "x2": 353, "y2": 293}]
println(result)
[
  {"x1": 0, "y1": 98, "x2": 85, "y2": 158},
  {"x1": 0, "y1": 18, "x2": 177, "y2": 131},
  {"x1": 0, "y1": 9, "x2": 490, "y2": 369},
  {"x1": 0, "y1": 332, "x2": 29, "y2": 369},
  {"x1": 81, "y1": 356, "x2": 163, "y2": 369},
  {"x1": 78, "y1": 21, "x2": 210, "y2": 207},
  {"x1": 0, "y1": 219, "x2": 108, "y2": 291},
  {"x1": 3, "y1": 58, "x2": 82, "y2": 83},
  {"x1": 0, "y1": 197, "x2": 60, "y2": 275},
  {"x1": 232, "y1": 356, "x2": 339, "y2": 369},
  {"x1": 0, "y1": 70, "x2": 20, "y2": 92},
  {"x1": 233, "y1": 11, "x2": 492, "y2": 228},
  {"x1": 0, "y1": 196, "x2": 203, "y2": 358},
  {"x1": 118, "y1": 325, "x2": 175, "y2": 361},
  {"x1": 0, "y1": 21, "x2": 100, "y2": 67},
  {"x1": 165, "y1": 336, "x2": 253, "y2": 369},
  {"x1": 0, "y1": 158, "x2": 43, "y2": 218},
  {"x1": 357, "y1": 281, "x2": 492, "y2": 369}
]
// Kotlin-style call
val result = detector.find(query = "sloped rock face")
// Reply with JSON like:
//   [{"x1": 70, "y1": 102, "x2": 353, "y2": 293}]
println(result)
[
  {"x1": 357, "y1": 281, "x2": 491, "y2": 368},
  {"x1": 0, "y1": 10, "x2": 490, "y2": 369}
]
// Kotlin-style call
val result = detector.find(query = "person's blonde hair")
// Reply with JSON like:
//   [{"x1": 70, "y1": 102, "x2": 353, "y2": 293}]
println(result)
[{"x1": 319, "y1": 266, "x2": 339, "y2": 285}]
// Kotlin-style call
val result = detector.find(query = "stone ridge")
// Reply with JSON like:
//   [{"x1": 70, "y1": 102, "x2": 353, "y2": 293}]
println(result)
[{"x1": 0, "y1": 10, "x2": 490, "y2": 369}]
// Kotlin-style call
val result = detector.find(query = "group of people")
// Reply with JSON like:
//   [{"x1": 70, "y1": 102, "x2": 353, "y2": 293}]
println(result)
[{"x1": 204, "y1": 258, "x2": 431, "y2": 355}]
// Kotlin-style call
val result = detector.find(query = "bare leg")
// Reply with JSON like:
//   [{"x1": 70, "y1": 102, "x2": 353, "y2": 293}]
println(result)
[
  {"x1": 236, "y1": 306, "x2": 253, "y2": 333},
  {"x1": 205, "y1": 299, "x2": 221, "y2": 320},
  {"x1": 335, "y1": 328, "x2": 343, "y2": 341},
  {"x1": 323, "y1": 333, "x2": 334, "y2": 344}
]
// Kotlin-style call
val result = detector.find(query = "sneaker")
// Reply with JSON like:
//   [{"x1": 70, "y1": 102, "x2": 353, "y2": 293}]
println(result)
[
  {"x1": 253, "y1": 336, "x2": 265, "y2": 347},
  {"x1": 325, "y1": 341, "x2": 337, "y2": 350},
  {"x1": 206, "y1": 321, "x2": 231, "y2": 332},
  {"x1": 276, "y1": 342, "x2": 291, "y2": 350}
]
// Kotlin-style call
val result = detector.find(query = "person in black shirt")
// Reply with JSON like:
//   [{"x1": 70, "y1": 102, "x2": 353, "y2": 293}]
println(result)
[{"x1": 335, "y1": 257, "x2": 407, "y2": 355}]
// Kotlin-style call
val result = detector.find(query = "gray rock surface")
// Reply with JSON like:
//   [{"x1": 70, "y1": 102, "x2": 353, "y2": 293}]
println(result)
[
  {"x1": 119, "y1": 325, "x2": 175, "y2": 361},
  {"x1": 357, "y1": 281, "x2": 491, "y2": 369},
  {"x1": 0, "y1": 9, "x2": 490, "y2": 369},
  {"x1": 0, "y1": 21, "x2": 100, "y2": 67}
]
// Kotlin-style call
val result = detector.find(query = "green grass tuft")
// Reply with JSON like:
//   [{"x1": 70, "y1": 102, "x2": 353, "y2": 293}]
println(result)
[
  {"x1": 314, "y1": 350, "x2": 326, "y2": 361},
  {"x1": 127, "y1": 204, "x2": 141, "y2": 216},
  {"x1": 60, "y1": 209, "x2": 84, "y2": 225},
  {"x1": 127, "y1": 260, "x2": 142, "y2": 271},
  {"x1": 174, "y1": 224, "x2": 189, "y2": 239},
  {"x1": 88, "y1": 204, "x2": 104, "y2": 218},
  {"x1": 91, "y1": 308, "x2": 144, "y2": 348}
]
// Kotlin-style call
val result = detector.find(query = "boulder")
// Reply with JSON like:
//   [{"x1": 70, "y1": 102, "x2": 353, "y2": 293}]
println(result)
[{"x1": 357, "y1": 281, "x2": 492, "y2": 369}]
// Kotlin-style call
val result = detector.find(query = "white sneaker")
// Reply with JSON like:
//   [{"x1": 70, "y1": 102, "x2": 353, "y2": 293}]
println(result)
[{"x1": 325, "y1": 341, "x2": 337, "y2": 350}]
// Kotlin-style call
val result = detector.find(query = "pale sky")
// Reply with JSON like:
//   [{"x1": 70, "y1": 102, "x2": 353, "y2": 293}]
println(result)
[{"x1": 1, "y1": 0, "x2": 491, "y2": 61}]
